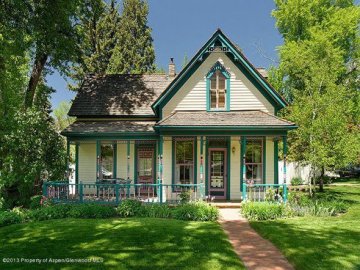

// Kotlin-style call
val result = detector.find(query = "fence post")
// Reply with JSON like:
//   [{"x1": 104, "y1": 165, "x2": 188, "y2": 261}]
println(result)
[
  {"x1": 283, "y1": 184, "x2": 287, "y2": 203},
  {"x1": 126, "y1": 183, "x2": 130, "y2": 199},
  {"x1": 79, "y1": 181, "x2": 83, "y2": 203},
  {"x1": 157, "y1": 178, "x2": 163, "y2": 203},
  {"x1": 242, "y1": 182, "x2": 247, "y2": 201},
  {"x1": 115, "y1": 183, "x2": 119, "y2": 205}
]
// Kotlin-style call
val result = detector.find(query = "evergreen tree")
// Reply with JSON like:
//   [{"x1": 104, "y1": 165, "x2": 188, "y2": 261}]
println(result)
[
  {"x1": 68, "y1": 0, "x2": 121, "y2": 89},
  {"x1": 107, "y1": 0, "x2": 155, "y2": 74},
  {"x1": 271, "y1": 0, "x2": 360, "y2": 192}
]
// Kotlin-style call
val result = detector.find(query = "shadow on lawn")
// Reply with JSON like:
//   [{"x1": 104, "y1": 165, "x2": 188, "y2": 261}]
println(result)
[{"x1": 0, "y1": 218, "x2": 244, "y2": 270}]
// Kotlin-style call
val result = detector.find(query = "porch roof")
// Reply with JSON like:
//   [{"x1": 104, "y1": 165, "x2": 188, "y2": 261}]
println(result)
[
  {"x1": 61, "y1": 120, "x2": 157, "y2": 136},
  {"x1": 155, "y1": 111, "x2": 296, "y2": 128}
]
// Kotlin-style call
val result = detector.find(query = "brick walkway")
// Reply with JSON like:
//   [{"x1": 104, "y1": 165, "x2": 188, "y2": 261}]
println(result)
[{"x1": 219, "y1": 208, "x2": 294, "y2": 270}]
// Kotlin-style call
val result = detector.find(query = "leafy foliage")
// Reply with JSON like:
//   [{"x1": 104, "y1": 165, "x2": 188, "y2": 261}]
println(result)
[
  {"x1": 172, "y1": 202, "x2": 219, "y2": 221},
  {"x1": 241, "y1": 202, "x2": 285, "y2": 221},
  {"x1": 116, "y1": 199, "x2": 143, "y2": 217}
]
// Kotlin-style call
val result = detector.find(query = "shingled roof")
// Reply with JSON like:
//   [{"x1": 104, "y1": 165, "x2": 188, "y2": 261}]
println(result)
[
  {"x1": 156, "y1": 111, "x2": 296, "y2": 128},
  {"x1": 69, "y1": 74, "x2": 172, "y2": 117}
]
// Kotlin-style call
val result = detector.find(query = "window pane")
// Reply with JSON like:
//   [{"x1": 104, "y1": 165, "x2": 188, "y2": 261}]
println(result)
[
  {"x1": 210, "y1": 90, "x2": 217, "y2": 108},
  {"x1": 218, "y1": 90, "x2": 225, "y2": 108},
  {"x1": 101, "y1": 144, "x2": 114, "y2": 179},
  {"x1": 175, "y1": 140, "x2": 194, "y2": 184},
  {"x1": 218, "y1": 74, "x2": 225, "y2": 89},
  {"x1": 244, "y1": 139, "x2": 263, "y2": 182},
  {"x1": 210, "y1": 77, "x2": 216, "y2": 89}
]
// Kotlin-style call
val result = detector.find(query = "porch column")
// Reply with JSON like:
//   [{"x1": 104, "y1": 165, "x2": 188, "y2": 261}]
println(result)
[
  {"x1": 75, "y1": 142, "x2": 79, "y2": 185},
  {"x1": 240, "y1": 136, "x2": 246, "y2": 193},
  {"x1": 96, "y1": 140, "x2": 101, "y2": 181},
  {"x1": 157, "y1": 136, "x2": 164, "y2": 203},
  {"x1": 127, "y1": 140, "x2": 130, "y2": 180},
  {"x1": 282, "y1": 136, "x2": 287, "y2": 184},
  {"x1": 274, "y1": 138, "x2": 279, "y2": 184},
  {"x1": 66, "y1": 139, "x2": 70, "y2": 180},
  {"x1": 200, "y1": 136, "x2": 204, "y2": 183}
]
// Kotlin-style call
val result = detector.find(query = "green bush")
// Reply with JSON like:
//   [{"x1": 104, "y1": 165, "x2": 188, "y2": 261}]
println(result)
[
  {"x1": 241, "y1": 202, "x2": 285, "y2": 220},
  {"x1": 116, "y1": 199, "x2": 143, "y2": 217},
  {"x1": 173, "y1": 202, "x2": 218, "y2": 221},
  {"x1": 140, "y1": 204, "x2": 173, "y2": 218},
  {"x1": 179, "y1": 190, "x2": 191, "y2": 204},
  {"x1": 291, "y1": 177, "x2": 303, "y2": 186},
  {"x1": 68, "y1": 204, "x2": 117, "y2": 219},
  {"x1": 28, "y1": 204, "x2": 72, "y2": 221},
  {"x1": 29, "y1": 195, "x2": 43, "y2": 209},
  {"x1": 0, "y1": 211, "x2": 24, "y2": 227}
]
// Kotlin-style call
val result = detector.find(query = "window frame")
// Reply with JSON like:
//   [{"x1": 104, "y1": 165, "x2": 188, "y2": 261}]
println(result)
[
  {"x1": 99, "y1": 142, "x2": 116, "y2": 180},
  {"x1": 206, "y1": 61, "x2": 230, "y2": 112},
  {"x1": 244, "y1": 138, "x2": 264, "y2": 184}
]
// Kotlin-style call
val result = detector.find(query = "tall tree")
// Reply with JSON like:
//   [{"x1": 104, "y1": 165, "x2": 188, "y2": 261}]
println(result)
[
  {"x1": 68, "y1": 0, "x2": 121, "y2": 90},
  {"x1": 272, "y1": 0, "x2": 360, "y2": 192},
  {"x1": 53, "y1": 101, "x2": 75, "y2": 131},
  {"x1": 107, "y1": 0, "x2": 155, "y2": 74}
]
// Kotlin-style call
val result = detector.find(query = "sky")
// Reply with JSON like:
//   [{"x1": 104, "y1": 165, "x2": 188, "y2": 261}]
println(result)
[{"x1": 48, "y1": 0, "x2": 283, "y2": 110}]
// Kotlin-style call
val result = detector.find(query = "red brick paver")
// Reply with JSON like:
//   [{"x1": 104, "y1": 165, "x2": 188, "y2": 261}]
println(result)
[{"x1": 219, "y1": 208, "x2": 294, "y2": 270}]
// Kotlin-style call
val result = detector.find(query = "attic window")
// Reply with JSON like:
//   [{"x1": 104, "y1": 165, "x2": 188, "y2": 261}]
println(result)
[{"x1": 210, "y1": 70, "x2": 226, "y2": 110}]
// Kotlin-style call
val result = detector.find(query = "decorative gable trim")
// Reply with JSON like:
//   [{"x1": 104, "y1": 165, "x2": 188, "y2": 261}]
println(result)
[{"x1": 151, "y1": 29, "x2": 287, "y2": 118}]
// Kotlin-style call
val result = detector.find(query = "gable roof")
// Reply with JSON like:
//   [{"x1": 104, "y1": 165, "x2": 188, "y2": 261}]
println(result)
[
  {"x1": 152, "y1": 29, "x2": 287, "y2": 115},
  {"x1": 68, "y1": 74, "x2": 172, "y2": 117}
]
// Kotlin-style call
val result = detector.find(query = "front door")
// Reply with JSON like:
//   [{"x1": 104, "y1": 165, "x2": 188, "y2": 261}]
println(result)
[
  {"x1": 208, "y1": 148, "x2": 227, "y2": 200},
  {"x1": 137, "y1": 147, "x2": 154, "y2": 185}
]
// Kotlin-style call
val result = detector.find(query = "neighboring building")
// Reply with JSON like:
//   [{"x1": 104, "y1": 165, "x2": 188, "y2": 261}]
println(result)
[{"x1": 62, "y1": 29, "x2": 296, "y2": 201}]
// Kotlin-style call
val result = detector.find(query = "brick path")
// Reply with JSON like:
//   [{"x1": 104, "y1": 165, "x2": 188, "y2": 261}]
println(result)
[{"x1": 219, "y1": 208, "x2": 294, "y2": 270}]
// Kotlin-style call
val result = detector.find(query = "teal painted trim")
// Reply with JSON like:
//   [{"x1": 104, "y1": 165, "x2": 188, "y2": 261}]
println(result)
[
  {"x1": 240, "y1": 137, "x2": 246, "y2": 192},
  {"x1": 194, "y1": 137, "x2": 198, "y2": 185},
  {"x1": 134, "y1": 143, "x2": 138, "y2": 184},
  {"x1": 75, "y1": 143, "x2": 79, "y2": 185},
  {"x1": 66, "y1": 139, "x2": 70, "y2": 180},
  {"x1": 205, "y1": 137, "x2": 209, "y2": 195},
  {"x1": 200, "y1": 136, "x2": 204, "y2": 183},
  {"x1": 127, "y1": 140, "x2": 130, "y2": 180},
  {"x1": 153, "y1": 142, "x2": 157, "y2": 184},
  {"x1": 152, "y1": 29, "x2": 287, "y2": 114},
  {"x1": 158, "y1": 129, "x2": 288, "y2": 137},
  {"x1": 206, "y1": 61, "x2": 231, "y2": 112},
  {"x1": 96, "y1": 140, "x2": 100, "y2": 180},
  {"x1": 283, "y1": 136, "x2": 287, "y2": 184},
  {"x1": 274, "y1": 140, "x2": 279, "y2": 184},
  {"x1": 226, "y1": 138, "x2": 231, "y2": 200},
  {"x1": 113, "y1": 143, "x2": 117, "y2": 179},
  {"x1": 263, "y1": 137, "x2": 266, "y2": 184}
]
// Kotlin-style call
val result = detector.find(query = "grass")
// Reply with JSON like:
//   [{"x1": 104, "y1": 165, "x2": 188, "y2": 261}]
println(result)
[
  {"x1": 250, "y1": 184, "x2": 360, "y2": 270},
  {"x1": 0, "y1": 218, "x2": 244, "y2": 270}
]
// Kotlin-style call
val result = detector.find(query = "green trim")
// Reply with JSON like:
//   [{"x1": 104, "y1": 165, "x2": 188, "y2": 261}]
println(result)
[
  {"x1": 240, "y1": 137, "x2": 246, "y2": 192},
  {"x1": 133, "y1": 142, "x2": 157, "y2": 185},
  {"x1": 205, "y1": 137, "x2": 209, "y2": 196},
  {"x1": 274, "y1": 140, "x2": 279, "y2": 184},
  {"x1": 134, "y1": 143, "x2": 138, "y2": 184},
  {"x1": 75, "y1": 143, "x2": 79, "y2": 185},
  {"x1": 127, "y1": 140, "x2": 130, "y2": 180},
  {"x1": 283, "y1": 136, "x2": 287, "y2": 184},
  {"x1": 66, "y1": 139, "x2": 70, "y2": 180},
  {"x1": 194, "y1": 137, "x2": 198, "y2": 184},
  {"x1": 113, "y1": 143, "x2": 117, "y2": 178},
  {"x1": 152, "y1": 29, "x2": 287, "y2": 115},
  {"x1": 263, "y1": 137, "x2": 266, "y2": 184},
  {"x1": 206, "y1": 61, "x2": 231, "y2": 112},
  {"x1": 200, "y1": 136, "x2": 204, "y2": 183},
  {"x1": 226, "y1": 138, "x2": 230, "y2": 200},
  {"x1": 96, "y1": 140, "x2": 100, "y2": 180}
]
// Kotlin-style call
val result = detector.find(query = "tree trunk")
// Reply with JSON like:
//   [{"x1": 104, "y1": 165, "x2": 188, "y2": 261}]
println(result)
[
  {"x1": 319, "y1": 166, "x2": 325, "y2": 192},
  {"x1": 24, "y1": 52, "x2": 48, "y2": 109}
]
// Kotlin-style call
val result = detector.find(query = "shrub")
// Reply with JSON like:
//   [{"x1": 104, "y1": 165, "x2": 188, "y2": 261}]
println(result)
[
  {"x1": 291, "y1": 177, "x2": 303, "y2": 186},
  {"x1": 116, "y1": 199, "x2": 142, "y2": 217},
  {"x1": 28, "y1": 204, "x2": 72, "y2": 221},
  {"x1": 179, "y1": 190, "x2": 191, "y2": 204},
  {"x1": 173, "y1": 202, "x2": 218, "y2": 221},
  {"x1": 0, "y1": 211, "x2": 24, "y2": 227},
  {"x1": 141, "y1": 204, "x2": 173, "y2": 218},
  {"x1": 29, "y1": 195, "x2": 43, "y2": 209},
  {"x1": 68, "y1": 204, "x2": 117, "y2": 219},
  {"x1": 241, "y1": 202, "x2": 285, "y2": 221}
]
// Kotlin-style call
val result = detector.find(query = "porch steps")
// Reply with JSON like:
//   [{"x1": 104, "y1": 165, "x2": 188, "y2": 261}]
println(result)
[{"x1": 209, "y1": 202, "x2": 242, "y2": 208}]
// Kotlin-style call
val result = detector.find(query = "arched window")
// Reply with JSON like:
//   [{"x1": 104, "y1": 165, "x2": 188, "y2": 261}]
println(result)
[{"x1": 206, "y1": 61, "x2": 230, "y2": 111}]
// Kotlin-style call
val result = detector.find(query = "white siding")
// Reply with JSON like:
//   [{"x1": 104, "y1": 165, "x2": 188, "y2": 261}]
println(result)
[
  {"x1": 265, "y1": 138, "x2": 275, "y2": 184},
  {"x1": 230, "y1": 137, "x2": 241, "y2": 200},
  {"x1": 162, "y1": 52, "x2": 274, "y2": 117},
  {"x1": 162, "y1": 137, "x2": 172, "y2": 185},
  {"x1": 78, "y1": 142, "x2": 96, "y2": 184}
]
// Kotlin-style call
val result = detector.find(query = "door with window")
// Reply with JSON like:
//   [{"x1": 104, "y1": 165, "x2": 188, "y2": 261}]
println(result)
[
  {"x1": 137, "y1": 147, "x2": 154, "y2": 185},
  {"x1": 208, "y1": 148, "x2": 227, "y2": 199}
]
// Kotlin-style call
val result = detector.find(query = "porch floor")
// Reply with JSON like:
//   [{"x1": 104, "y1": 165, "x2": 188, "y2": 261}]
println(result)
[{"x1": 219, "y1": 208, "x2": 294, "y2": 270}]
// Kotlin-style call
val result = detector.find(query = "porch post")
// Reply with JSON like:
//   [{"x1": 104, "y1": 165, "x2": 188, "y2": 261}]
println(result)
[
  {"x1": 127, "y1": 140, "x2": 130, "y2": 180},
  {"x1": 96, "y1": 140, "x2": 101, "y2": 181},
  {"x1": 157, "y1": 136, "x2": 163, "y2": 203},
  {"x1": 274, "y1": 138, "x2": 279, "y2": 184},
  {"x1": 66, "y1": 139, "x2": 70, "y2": 180},
  {"x1": 200, "y1": 136, "x2": 204, "y2": 183},
  {"x1": 283, "y1": 136, "x2": 288, "y2": 202},
  {"x1": 75, "y1": 142, "x2": 79, "y2": 185},
  {"x1": 240, "y1": 136, "x2": 246, "y2": 192}
]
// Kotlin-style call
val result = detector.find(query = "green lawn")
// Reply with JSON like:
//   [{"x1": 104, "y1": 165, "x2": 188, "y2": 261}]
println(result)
[
  {"x1": 250, "y1": 184, "x2": 360, "y2": 270},
  {"x1": 0, "y1": 218, "x2": 244, "y2": 270}
]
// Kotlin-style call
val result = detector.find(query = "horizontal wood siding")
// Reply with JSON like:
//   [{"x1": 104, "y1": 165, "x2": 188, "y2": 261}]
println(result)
[
  {"x1": 163, "y1": 52, "x2": 274, "y2": 117},
  {"x1": 162, "y1": 137, "x2": 172, "y2": 185},
  {"x1": 78, "y1": 143, "x2": 96, "y2": 184},
  {"x1": 265, "y1": 138, "x2": 275, "y2": 184}
]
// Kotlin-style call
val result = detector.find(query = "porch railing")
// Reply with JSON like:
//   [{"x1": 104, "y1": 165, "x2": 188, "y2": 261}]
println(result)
[
  {"x1": 42, "y1": 181, "x2": 205, "y2": 205},
  {"x1": 242, "y1": 182, "x2": 288, "y2": 203}
]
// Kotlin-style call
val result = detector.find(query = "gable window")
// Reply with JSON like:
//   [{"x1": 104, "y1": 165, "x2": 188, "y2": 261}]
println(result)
[
  {"x1": 175, "y1": 139, "x2": 194, "y2": 185},
  {"x1": 245, "y1": 138, "x2": 263, "y2": 184},
  {"x1": 210, "y1": 70, "x2": 226, "y2": 109},
  {"x1": 206, "y1": 61, "x2": 230, "y2": 111}
]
